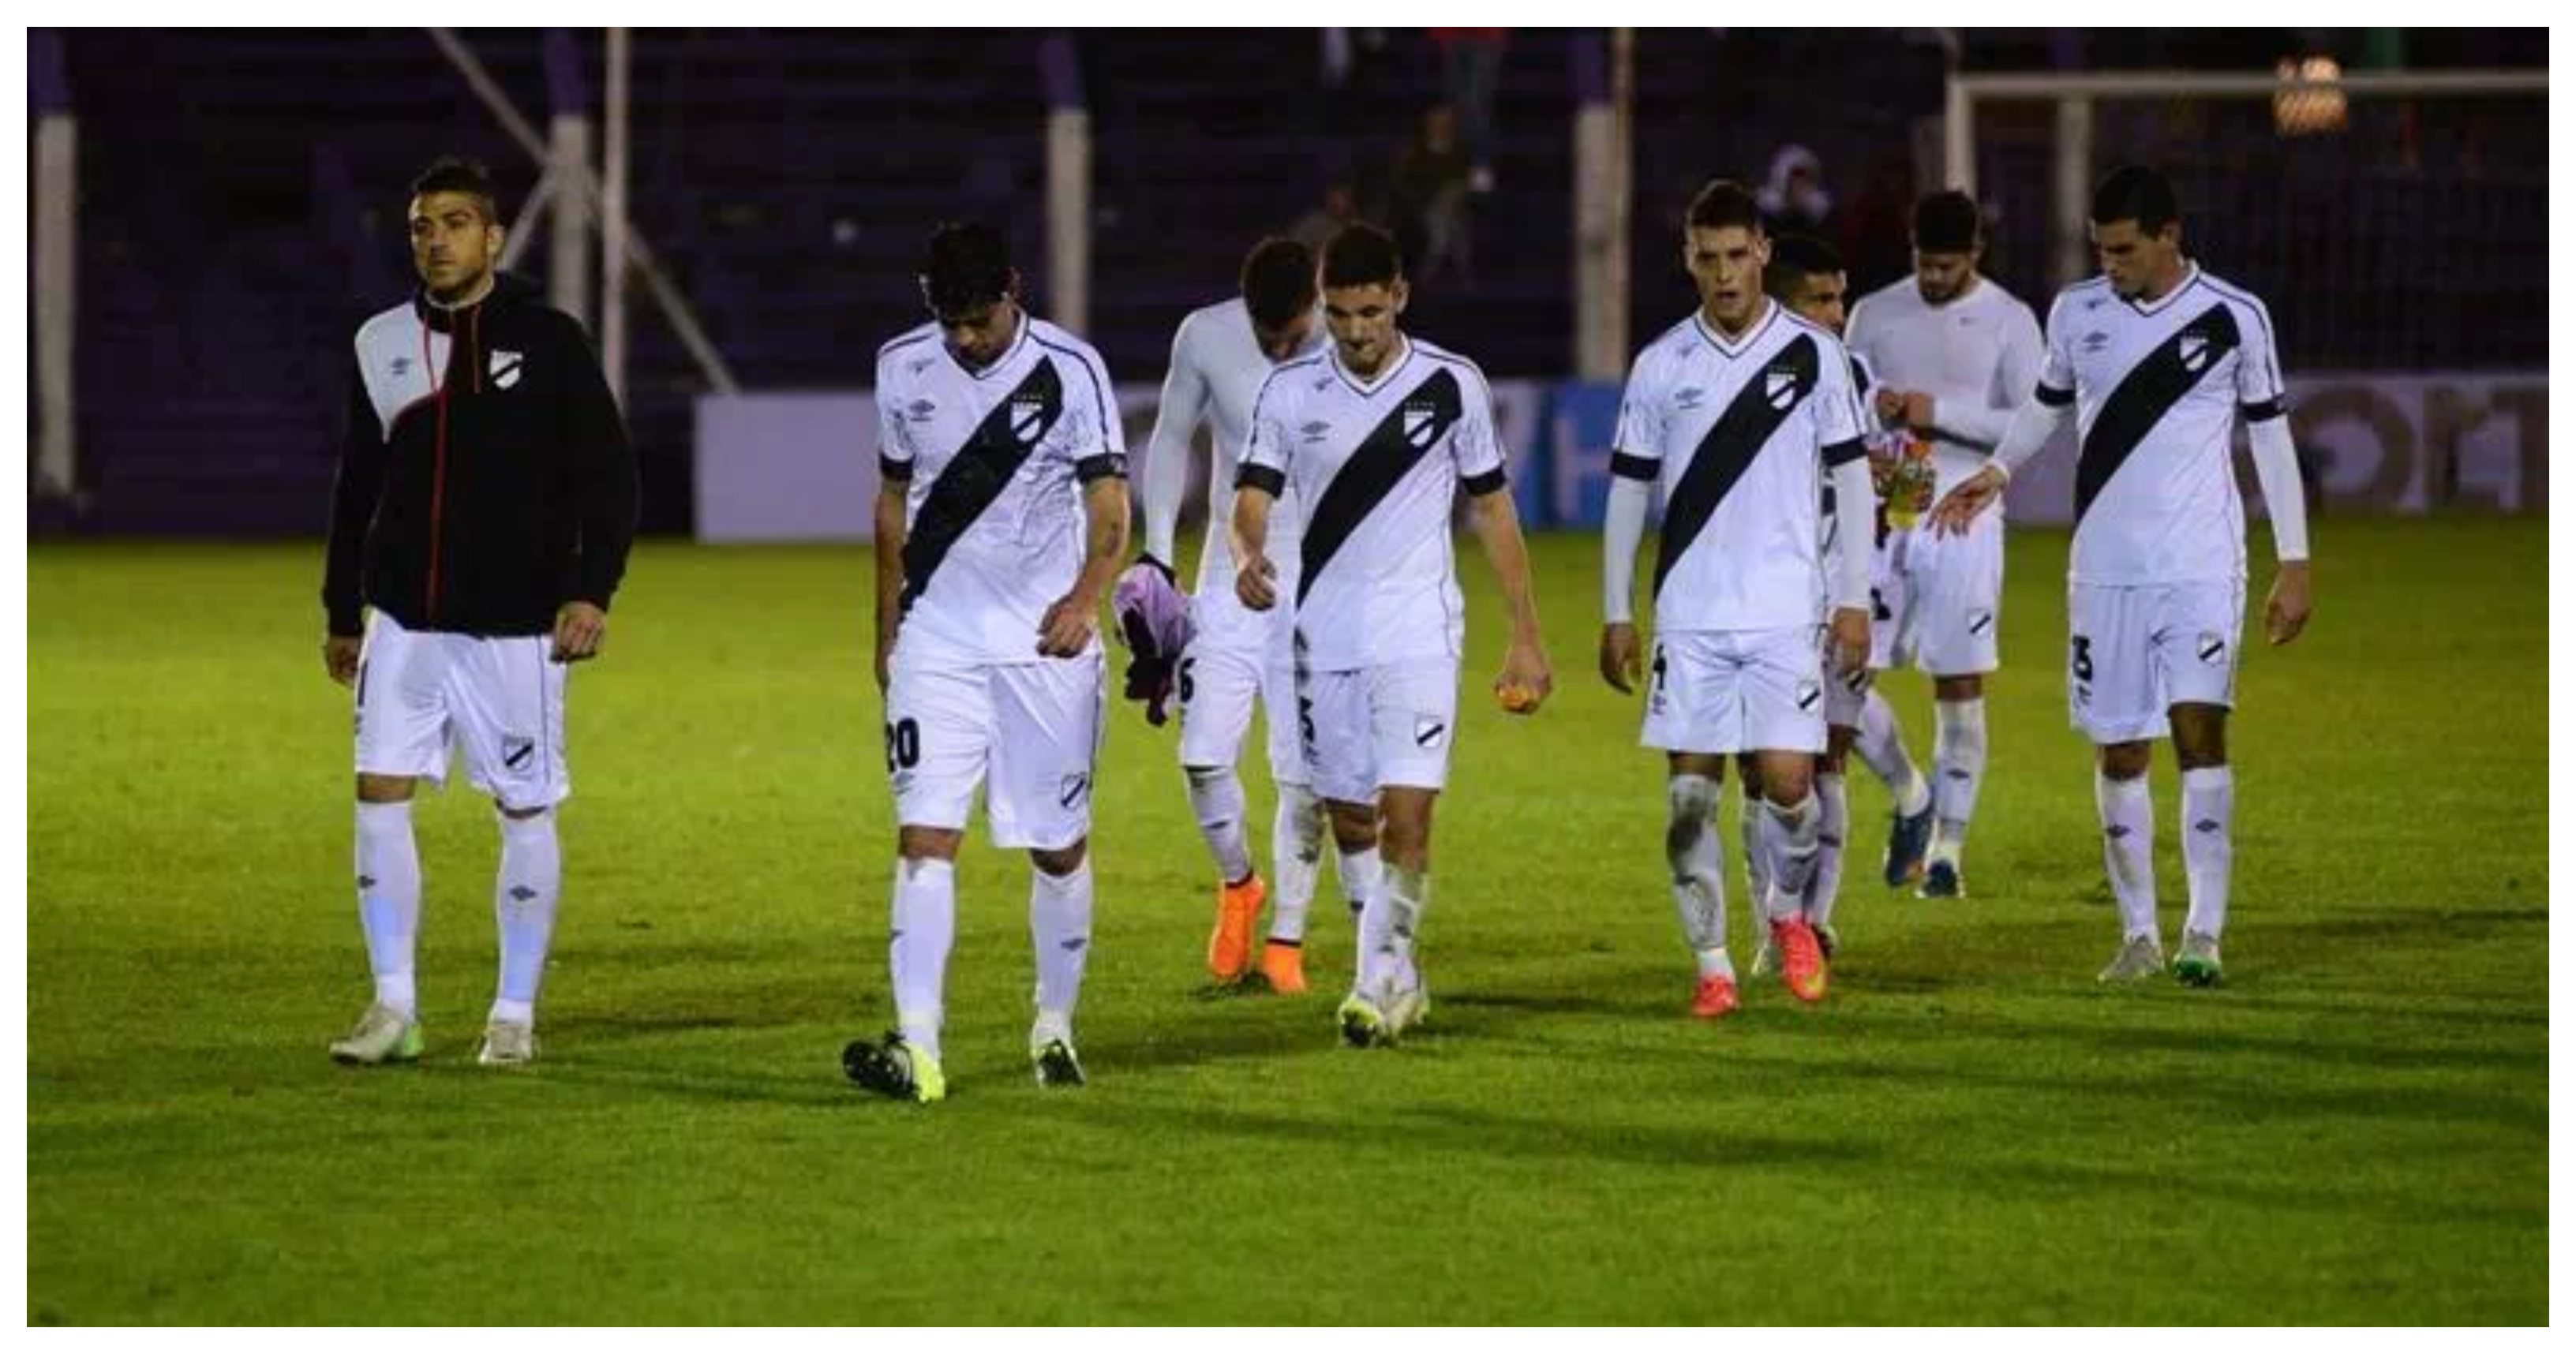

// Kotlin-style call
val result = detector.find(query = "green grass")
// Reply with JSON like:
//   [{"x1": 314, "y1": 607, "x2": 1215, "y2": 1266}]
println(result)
[{"x1": 27, "y1": 519, "x2": 2546, "y2": 1324}]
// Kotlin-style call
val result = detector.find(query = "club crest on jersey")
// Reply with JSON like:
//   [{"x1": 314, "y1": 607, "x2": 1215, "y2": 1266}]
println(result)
[
  {"x1": 1402, "y1": 398, "x2": 1440, "y2": 449},
  {"x1": 1763, "y1": 367, "x2": 1799, "y2": 410},
  {"x1": 2178, "y1": 335, "x2": 2210, "y2": 372},
  {"x1": 489, "y1": 349, "x2": 524, "y2": 390},
  {"x1": 1009, "y1": 393, "x2": 1047, "y2": 445}
]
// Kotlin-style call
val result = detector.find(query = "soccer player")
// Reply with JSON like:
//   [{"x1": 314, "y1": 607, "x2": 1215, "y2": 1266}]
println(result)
[
  {"x1": 1231, "y1": 222, "x2": 1551, "y2": 1047},
  {"x1": 1600, "y1": 181, "x2": 1876, "y2": 1016},
  {"x1": 1846, "y1": 191, "x2": 2046, "y2": 899},
  {"x1": 1930, "y1": 165, "x2": 2312, "y2": 987},
  {"x1": 320, "y1": 155, "x2": 638, "y2": 1068},
  {"x1": 843, "y1": 222, "x2": 1131, "y2": 1102},
  {"x1": 1133, "y1": 238, "x2": 1364, "y2": 996}
]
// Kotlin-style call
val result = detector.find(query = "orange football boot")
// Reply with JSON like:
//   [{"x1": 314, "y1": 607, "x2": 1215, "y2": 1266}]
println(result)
[{"x1": 1206, "y1": 873, "x2": 1267, "y2": 982}]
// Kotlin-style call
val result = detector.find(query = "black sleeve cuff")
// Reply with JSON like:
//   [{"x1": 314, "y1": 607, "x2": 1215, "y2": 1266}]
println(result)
[
  {"x1": 1462, "y1": 467, "x2": 1509, "y2": 497},
  {"x1": 1822, "y1": 437, "x2": 1867, "y2": 468},
  {"x1": 1609, "y1": 451, "x2": 1660, "y2": 481},
  {"x1": 2035, "y1": 383, "x2": 2076, "y2": 408},
  {"x1": 1076, "y1": 453, "x2": 1127, "y2": 484},
  {"x1": 2240, "y1": 397, "x2": 2286, "y2": 422},
  {"x1": 1235, "y1": 464, "x2": 1287, "y2": 496},
  {"x1": 879, "y1": 454, "x2": 914, "y2": 481}
]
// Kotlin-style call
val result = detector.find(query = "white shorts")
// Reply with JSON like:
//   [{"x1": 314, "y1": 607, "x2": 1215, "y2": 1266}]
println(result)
[
  {"x1": 1882, "y1": 514, "x2": 2003, "y2": 677},
  {"x1": 886, "y1": 641, "x2": 1105, "y2": 851},
  {"x1": 354, "y1": 611, "x2": 570, "y2": 810},
  {"x1": 2067, "y1": 579, "x2": 2245, "y2": 743},
  {"x1": 1300, "y1": 656, "x2": 1460, "y2": 805},
  {"x1": 1177, "y1": 586, "x2": 1304, "y2": 785},
  {"x1": 1642, "y1": 627, "x2": 1828, "y2": 756}
]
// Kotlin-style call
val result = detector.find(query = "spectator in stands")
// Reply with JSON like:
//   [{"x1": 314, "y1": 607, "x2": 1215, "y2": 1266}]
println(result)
[
  {"x1": 1290, "y1": 178, "x2": 1361, "y2": 256},
  {"x1": 1839, "y1": 151, "x2": 1919, "y2": 294},
  {"x1": 1758, "y1": 144, "x2": 1835, "y2": 238},
  {"x1": 1392, "y1": 104, "x2": 1474, "y2": 288},
  {"x1": 1430, "y1": 28, "x2": 1507, "y2": 194}
]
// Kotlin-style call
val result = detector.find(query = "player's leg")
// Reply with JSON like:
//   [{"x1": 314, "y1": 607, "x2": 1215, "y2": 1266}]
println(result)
[
  {"x1": 1867, "y1": 558, "x2": 1936, "y2": 885},
  {"x1": 1176, "y1": 635, "x2": 1266, "y2": 982},
  {"x1": 1747, "y1": 627, "x2": 1833, "y2": 1002},
  {"x1": 844, "y1": 649, "x2": 986, "y2": 1103},
  {"x1": 1642, "y1": 633, "x2": 1745, "y2": 1011},
  {"x1": 1917, "y1": 515, "x2": 2004, "y2": 898},
  {"x1": 2159, "y1": 579, "x2": 2245, "y2": 988},
  {"x1": 447, "y1": 631, "x2": 574, "y2": 1065},
  {"x1": 2073, "y1": 583, "x2": 2170, "y2": 983},
  {"x1": 1735, "y1": 751, "x2": 1769, "y2": 907},
  {"x1": 1340, "y1": 658, "x2": 1455, "y2": 1045},
  {"x1": 991, "y1": 652, "x2": 1106, "y2": 1081},
  {"x1": 334, "y1": 612, "x2": 447, "y2": 1065},
  {"x1": 1807, "y1": 724, "x2": 1858, "y2": 956},
  {"x1": 1259, "y1": 619, "x2": 1332, "y2": 991}
]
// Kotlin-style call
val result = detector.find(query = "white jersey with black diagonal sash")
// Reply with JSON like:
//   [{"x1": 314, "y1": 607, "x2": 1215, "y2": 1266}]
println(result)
[
  {"x1": 1148, "y1": 297, "x2": 1327, "y2": 596},
  {"x1": 875, "y1": 313, "x2": 1126, "y2": 664},
  {"x1": 1610, "y1": 304, "x2": 1870, "y2": 633},
  {"x1": 1237, "y1": 336, "x2": 1507, "y2": 671},
  {"x1": 2035, "y1": 264, "x2": 2286, "y2": 587}
]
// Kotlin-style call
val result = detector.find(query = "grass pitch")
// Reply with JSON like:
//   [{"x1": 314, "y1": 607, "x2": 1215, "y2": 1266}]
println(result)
[{"x1": 25, "y1": 518, "x2": 2545, "y2": 1323}]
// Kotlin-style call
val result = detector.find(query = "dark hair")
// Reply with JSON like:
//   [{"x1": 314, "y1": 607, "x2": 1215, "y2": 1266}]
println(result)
[
  {"x1": 1320, "y1": 222, "x2": 1403, "y2": 290},
  {"x1": 410, "y1": 155, "x2": 499, "y2": 222},
  {"x1": 920, "y1": 221, "x2": 1016, "y2": 317},
  {"x1": 1911, "y1": 190, "x2": 1981, "y2": 252},
  {"x1": 1685, "y1": 178, "x2": 1763, "y2": 234},
  {"x1": 2090, "y1": 164, "x2": 2180, "y2": 234},
  {"x1": 1764, "y1": 233, "x2": 1845, "y2": 300},
  {"x1": 1239, "y1": 238, "x2": 1318, "y2": 328}
]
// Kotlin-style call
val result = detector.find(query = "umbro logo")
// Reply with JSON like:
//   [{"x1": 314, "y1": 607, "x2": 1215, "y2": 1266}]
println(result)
[
  {"x1": 358, "y1": 874, "x2": 377, "y2": 890},
  {"x1": 2193, "y1": 818, "x2": 2222, "y2": 834},
  {"x1": 1311, "y1": 375, "x2": 1335, "y2": 392},
  {"x1": 2084, "y1": 297, "x2": 2107, "y2": 311},
  {"x1": 906, "y1": 398, "x2": 938, "y2": 423},
  {"x1": 389, "y1": 357, "x2": 413, "y2": 377},
  {"x1": 1301, "y1": 419, "x2": 1332, "y2": 443},
  {"x1": 907, "y1": 356, "x2": 937, "y2": 376},
  {"x1": 2081, "y1": 331, "x2": 2112, "y2": 353},
  {"x1": 508, "y1": 885, "x2": 539, "y2": 903},
  {"x1": 1059, "y1": 937, "x2": 1088, "y2": 952},
  {"x1": 1675, "y1": 387, "x2": 1705, "y2": 410},
  {"x1": 489, "y1": 348, "x2": 524, "y2": 390},
  {"x1": 2106, "y1": 824, "x2": 2132, "y2": 840}
]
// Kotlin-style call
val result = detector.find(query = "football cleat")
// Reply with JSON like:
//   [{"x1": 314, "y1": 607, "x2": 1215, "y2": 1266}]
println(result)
[
  {"x1": 2097, "y1": 934, "x2": 2166, "y2": 984},
  {"x1": 1690, "y1": 974, "x2": 1742, "y2": 1019},
  {"x1": 1773, "y1": 918, "x2": 1829, "y2": 1003},
  {"x1": 1338, "y1": 992, "x2": 1392, "y2": 1048},
  {"x1": 842, "y1": 1031, "x2": 946, "y2": 1104},
  {"x1": 1207, "y1": 873, "x2": 1268, "y2": 983},
  {"x1": 1032, "y1": 1037, "x2": 1086, "y2": 1088},
  {"x1": 1258, "y1": 939, "x2": 1308, "y2": 995},
  {"x1": 1883, "y1": 802, "x2": 1934, "y2": 886},
  {"x1": 330, "y1": 1004, "x2": 424, "y2": 1066},
  {"x1": 475, "y1": 1020, "x2": 536, "y2": 1067},
  {"x1": 1917, "y1": 859, "x2": 1964, "y2": 900},
  {"x1": 2174, "y1": 930, "x2": 2224, "y2": 988}
]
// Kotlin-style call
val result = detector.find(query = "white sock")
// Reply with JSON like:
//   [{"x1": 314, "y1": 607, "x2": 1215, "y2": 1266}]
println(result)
[
  {"x1": 1184, "y1": 765, "x2": 1253, "y2": 885},
  {"x1": 1361, "y1": 863, "x2": 1429, "y2": 993},
  {"x1": 1337, "y1": 842, "x2": 1381, "y2": 924},
  {"x1": 1739, "y1": 783, "x2": 1771, "y2": 902},
  {"x1": 1807, "y1": 772, "x2": 1848, "y2": 928},
  {"x1": 1666, "y1": 774, "x2": 1728, "y2": 964},
  {"x1": 889, "y1": 857, "x2": 957, "y2": 1061},
  {"x1": 489, "y1": 808, "x2": 561, "y2": 1027},
  {"x1": 1270, "y1": 781, "x2": 1325, "y2": 944},
  {"x1": 355, "y1": 800, "x2": 421, "y2": 1018},
  {"x1": 2095, "y1": 772, "x2": 2158, "y2": 943},
  {"x1": 2181, "y1": 767, "x2": 2234, "y2": 940},
  {"x1": 1930, "y1": 698, "x2": 1988, "y2": 863},
  {"x1": 1857, "y1": 689, "x2": 1930, "y2": 817},
  {"x1": 1029, "y1": 856, "x2": 1094, "y2": 1026},
  {"x1": 1760, "y1": 792, "x2": 1822, "y2": 922}
]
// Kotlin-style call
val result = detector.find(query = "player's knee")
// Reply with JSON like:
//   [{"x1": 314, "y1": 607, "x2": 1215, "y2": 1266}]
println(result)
[
  {"x1": 2096, "y1": 741, "x2": 2153, "y2": 781},
  {"x1": 1324, "y1": 800, "x2": 1376, "y2": 852},
  {"x1": 1934, "y1": 675, "x2": 1984, "y2": 701},
  {"x1": 898, "y1": 825, "x2": 964, "y2": 862},
  {"x1": 2171, "y1": 707, "x2": 2229, "y2": 770},
  {"x1": 356, "y1": 773, "x2": 416, "y2": 804},
  {"x1": 1665, "y1": 774, "x2": 1720, "y2": 866},
  {"x1": 1029, "y1": 840, "x2": 1088, "y2": 877},
  {"x1": 1762, "y1": 758, "x2": 1816, "y2": 805},
  {"x1": 496, "y1": 802, "x2": 552, "y2": 823}
]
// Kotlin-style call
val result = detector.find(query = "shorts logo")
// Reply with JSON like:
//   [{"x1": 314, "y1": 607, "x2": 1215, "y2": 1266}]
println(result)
[
  {"x1": 2196, "y1": 631, "x2": 2226, "y2": 665},
  {"x1": 502, "y1": 735, "x2": 536, "y2": 771},
  {"x1": 1058, "y1": 772, "x2": 1092, "y2": 809},
  {"x1": 489, "y1": 348, "x2": 524, "y2": 390},
  {"x1": 1402, "y1": 399, "x2": 1439, "y2": 450},
  {"x1": 2178, "y1": 335, "x2": 2210, "y2": 373},
  {"x1": 1009, "y1": 393, "x2": 1048, "y2": 446},
  {"x1": 1764, "y1": 368, "x2": 1799, "y2": 410},
  {"x1": 1412, "y1": 715, "x2": 1448, "y2": 749},
  {"x1": 1795, "y1": 679, "x2": 1822, "y2": 712},
  {"x1": 1968, "y1": 610, "x2": 1994, "y2": 635}
]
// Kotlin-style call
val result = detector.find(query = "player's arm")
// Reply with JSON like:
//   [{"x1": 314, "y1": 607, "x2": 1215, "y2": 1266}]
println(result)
[
  {"x1": 1230, "y1": 371, "x2": 1290, "y2": 612},
  {"x1": 321, "y1": 357, "x2": 384, "y2": 686},
  {"x1": 1137, "y1": 315, "x2": 1208, "y2": 579},
  {"x1": 1917, "y1": 303, "x2": 2046, "y2": 450},
  {"x1": 2234, "y1": 296, "x2": 2311, "y2": 645},
  {"x1": 1038, "y1": 360, "x2": 1132, "y2": 658},
  {"x1": 1452, "y1": 374, "x2": 1550, "y2": 712},
  {"x1": 1814, "y1": 355, "x2": 1876, "y2": 674},
  {"x1": 557, "y1": 318, "x2": 639, "y2": 664},
  {"x1": 1930, "y1": 296, "x2": 2076, "y2": 535},
  {"x1": 1600, "y1": 361, "x2": 1662, "y2": 694},
  {"x1": 872, "y1": 383, "x2": 915, "y2": 690}
]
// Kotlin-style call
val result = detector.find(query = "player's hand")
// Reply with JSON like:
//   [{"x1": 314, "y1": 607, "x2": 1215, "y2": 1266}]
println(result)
[
  {"x1": 1036, "y1": 590, "x2": 1100, "y2": 658},
  {"x1": 1496, "y1": 638, "x2": 1552, "y2": 715},
  {"x1": 1598, "y1": 622, "x2": 1643, "y2": 694},
  {"x1": 2265, "y1": 560, "x2": 2312, "y2": 646},
  {"x1": 324, "y1": 634, "x2": 362, "y2": 687},
  {"x1": 1235, "y1": 554, "x2": 1279, "y2": 612},
  {"x1": 1928, "y1": 466, "x2": 2007, "y2": 537},
  {"x1": 552, "y1": 601, "x2": 608, "y2": 664},
  {"x1": 1874, "y1": 387, "x2": 1908, "y2": 424},
  {"x1": 1901, "y1": 391, "x2": 1937, "y2": 432},
  {"x1": 1829, "y1": 606, "x2": 1872, "y2": 675}
]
